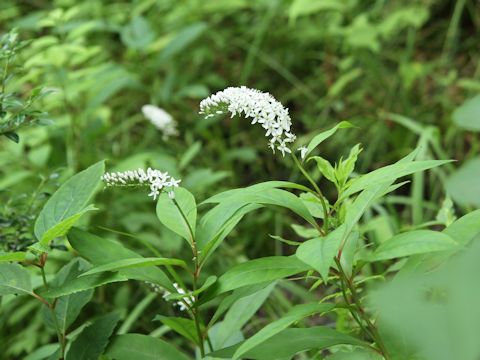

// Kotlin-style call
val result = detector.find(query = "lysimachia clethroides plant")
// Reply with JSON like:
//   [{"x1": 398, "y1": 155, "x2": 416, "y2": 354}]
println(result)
[{"x1": 3, "y1": 86, "x2": 478, "y2": 360}]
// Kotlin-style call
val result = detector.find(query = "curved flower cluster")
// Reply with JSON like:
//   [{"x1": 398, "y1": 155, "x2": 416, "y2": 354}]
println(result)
[
  {"x1": 142, "y1": 105, "x2": 178, "y2": 140},
  {"x1": 101, "y1": 168, "x2": 180, "y2": 200},
  {"x1": 199, "y1": 86, "x2": 296, "y2": 156}
]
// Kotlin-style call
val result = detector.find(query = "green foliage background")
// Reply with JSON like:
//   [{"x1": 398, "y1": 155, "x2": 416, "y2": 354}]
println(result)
[{"x1": 0, "y1": 0, "x2": 479, "y2": 358}]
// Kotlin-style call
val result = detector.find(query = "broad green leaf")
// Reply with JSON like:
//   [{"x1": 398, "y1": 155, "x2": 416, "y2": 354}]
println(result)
[
  {"x1": 39, "y1": 205, "x2": 96, "y2": 246},
  {"x1": 68, "y1": 228, "x2": 172, "y2": 290},
  {"x1": 444, "y1": 209, "x2": 480, "y2": 246},
  {"x1": 341, "y1": 159, "x2": 452, "y2": 199},
  {"x1": 211, "y1": 256, "x2": 310, "y2": 295},
  {"x1": 446, "y1": 157, "x2": 480, "y2": 207},
  {"x1": 154, "y1": 316, "x2": 201, "y2": 345},
  {"x1": 305, "y1": 121, "x2": 353, "y2": 159},
  {"x1": 158, "y1": 22, "x2": 207, "y2": 63},
  {"x1": 80, "y1": 257, "x2": 186, "y2": 277},
  {"x1": 215, "y1": 283, "x2": 275, "y2": 349},
  {"x1": 0, "y1": 263, "x2": 32, "y2": 296},
  {"x1": 105, "y1": 334, "x2": 190, "y2": 360},
  {"x1": 232, "y1": 303, "x2": 334, "y2": 359},
  {"x1": 296, "y1": 225, "x2": 345, "y2": 283},
  {"x1": 309, "y1": 156, "x2": 336, "y2": 183},
  {"x1": 210, "y1": 326, "x2": 367, "y2": 359},
  {"x1": 43, "y1": 259, "x2": 93, "y2": 334},
  {"x1": 156, "y1": 187, "x2": 197, "y2": 243},
  {"x1": 370, "y1": 230, "x2": 458, "y2": 261},
  {"x1": 452, "y1": 95, "x2": 480, "y2": 132},
  {"x1": 0, "y1": 251, "x2": 26, "y2": 262},
  {"x1": 34, "y1": 161, "x2": 104, "y2": 241},
  {"x1": 66, "y1": 312, "x2": 120, "y2": 360}
]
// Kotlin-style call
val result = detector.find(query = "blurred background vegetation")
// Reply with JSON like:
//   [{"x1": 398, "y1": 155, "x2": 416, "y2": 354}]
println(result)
[{"x1": 0, "y1": 0, "x2": 479, "y2": 358}]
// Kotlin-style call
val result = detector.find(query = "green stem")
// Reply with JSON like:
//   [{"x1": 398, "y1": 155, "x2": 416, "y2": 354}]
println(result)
[
  {"x1": 171, "y1": 197, "x2": 206, "y2": 357},
  {"x1": 291, "y1": 152, "x2": 329, "y2": 233},
  {"x1": 334, "y1": 258, "x2": 389, "y2": 359},
  {"x1": 40, "y1": 266, "x2": 66, "y2": 359}
]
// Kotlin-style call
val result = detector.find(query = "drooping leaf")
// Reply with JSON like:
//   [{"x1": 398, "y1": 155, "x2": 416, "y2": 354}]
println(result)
[
  {"x1": 66, "y1": 312, "x2": 120, "y2": 360},
  {"x1": 34, "y1": 161, "x2": 104, "y2": 243},
  {"x1": 68, "y1": 228, "x2": 172, "y2": 290},
  {"x1": 0, "y1": 263, "x2": 32, "y2": 296},
  {"x1": 232, "y1": 302, "x2": 335, "y2": 359},
  {"x1": 156, "y1": 187, "x2": 197, "y2": 243},
  {"x1": 105, "y1": 334, "x2": 190, "y2": 360}
]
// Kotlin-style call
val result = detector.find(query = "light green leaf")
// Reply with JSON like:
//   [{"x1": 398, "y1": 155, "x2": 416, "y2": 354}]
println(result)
[
  {"x1": 0, "y1": 251, "x2": 26, "y2": 262},
  {"x1": 446, "y1": 157, "x2": 480, "y2": 207},
  {"x1": 305, "y1": 121, "x2": 353, "y2": 159},
  {"x1": 309, "y1": 156, "x2": 336, "y2": 183},
  {"x1": 158, "y1": 22, "x2": 207, "y2": 62},
  {"x1": 39, "y1": 205, "x2": 96, "y2": 246},
  {"x1": 34, "y1": 161, "x2": 104, "y2": 242},
  {"x1": 342, "y1": 159, "x2": 452, "y2": 199},
  {"x1": 210, "y1": 326, "x2": 367, "y2": 359},
  {"x1": 156, "y1": 187, "x2": 196, "y2": 243},
  {"x1": 232, "y1": 303, "x2": 334, "y2": 359},
  {"x1": 370, "y1": 230, "x2": 459, "y2": 261},
  {"x1": 80, "y1": 257, "x2": 186, "y2": 277},
  {"x1": 105, "y1": 334, "x2": 190, "y2": 360},
  {"x1": 296, "y1": 225, "x2": 345, "y2": 283},
  {"x1": 66, "y1": 312, "x2": 120, "y2": 360},
  {"x1": 452, "y1": 95, "x2": 480, "y2": 132},
  {"x1": 215, "y1": 283, "x2": 275, "y2": 349},
  {"x1": 154, "y1": 316, "x2": 202, "y2": 345},
  {"x1": 212, "y1": 256, "x2": 310, "y2": 295},
  {"x1": 0, "y1": 263, "x2": 32, "y2": 296}
]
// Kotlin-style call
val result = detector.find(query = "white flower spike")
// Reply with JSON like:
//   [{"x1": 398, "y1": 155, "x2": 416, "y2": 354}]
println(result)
[
  {"x1": 142, "y1": 105, "x2": 178, "y2": 140},
  {"x1": 199, "y1": 86, "x2": 296, "y2": 156},
  {"x1": 101, "y1": 168, "x2": 181, "y2": 200}
]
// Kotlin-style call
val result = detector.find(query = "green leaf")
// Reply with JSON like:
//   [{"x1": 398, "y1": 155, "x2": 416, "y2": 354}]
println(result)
[
  {"x1": 80, "y1": 257, "x2": 186, "y2": 277},
  {"x1": 370, "y1": 230, "x2": 459, "y2": 261},
  {"x1": 42, "y1": 259, "x2": 93, "y2": 333},
  {"x1": 342, "y1": 159, "x2": 452, "y2": 199},
  {"x1": 212, "y1": 256, "x2": 310, "y2": 295},
  {"x1": 210, "y1": 326, "x2": 367, "y2": 359},
  {"x1": 0, "y1": 263, "x2": 32, "y2": 296},
  {"x1": 309, "y1": 156, "x2": 336, "y2": 183},
  {"x1": 166, "y1": 275, "x2": 217, "y2": 302},
  {"x1": 66, "y1": 312, "x2": 120, "y2": 360},
  {"x1": 39, "y1": 205, "x2": 97, "y2": 246},
  {"x1": 232, "y1": 303, "x2": 334, "y2": 359},
  {"x1": 154, "y1": 316, "x2": 202, "y2": 345},
  {"x1": 444, "y1": 209, "x2": 480, "y2": 246},
  {"x1": 68, "y1": 228, "x2": 172, "y2": 290},
  {"x1": 446, "y1": 157, "x2": 480, "y2": 207},
  {"x1": 158, "y1": 22, "x2": 207, "y2": 62},
  {"x1": 105, "y1": 334, "x2": 190, "y2": 360},
  {"x1": 452, "y1": 95, "x2": 480, "y2": 132},
  {"x1": 296, "y1": 225, "x2": 345, "y2": 283},
  {"x1": 34, "y1": 161, "x2": 104, "y2": 242},
  {"x1": 0, "y1": 251, "x2": 26, "y2": 262},
  {"x1": 305, "y1": 121, "x2": 353, "y2": 159},
  {"x1": 156, "y1": 187, "x2": 196, "y2": 243},
  {"x1": 215, "y1": 283, "x2": 275, "y2": 349}
]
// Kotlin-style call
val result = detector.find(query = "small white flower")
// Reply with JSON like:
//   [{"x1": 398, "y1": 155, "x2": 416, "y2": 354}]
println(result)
[
  {"x1": 168, "y1": 191, "x2": 176, "y2": 199},
  {"x1": 142, "y1": 105, "x2": 178, "y2": 140},
  {"x1": 298, "y1": 146, "x2": 308, "y2": 160},
  {"x1": 162, "y1": 283, "x2": 194, "y2": 312},
  {"x1": 101, "y1": 168, "x2": 181, "y2": 201},
  {"x1": 199, "y1": 86, "x2": 296, "y2": 156}
]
